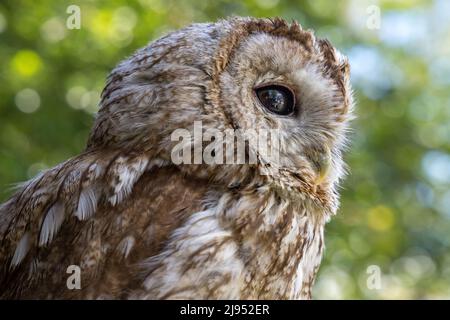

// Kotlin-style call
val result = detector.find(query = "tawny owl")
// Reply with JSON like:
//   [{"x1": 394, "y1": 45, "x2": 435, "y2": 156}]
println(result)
[{"x1": 0, "y1": 17, "x2": 353, "y2": 299}]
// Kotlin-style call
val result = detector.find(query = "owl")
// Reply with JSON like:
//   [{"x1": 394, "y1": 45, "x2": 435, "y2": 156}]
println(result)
[{"x1": 0, "y1": 17, "x2": 353, "y2": 299}]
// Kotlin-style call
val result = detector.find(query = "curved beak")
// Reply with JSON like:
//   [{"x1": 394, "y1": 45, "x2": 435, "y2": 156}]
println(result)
[{"x1": 306, "y1": 145, "x2": 331, "y2": 185}]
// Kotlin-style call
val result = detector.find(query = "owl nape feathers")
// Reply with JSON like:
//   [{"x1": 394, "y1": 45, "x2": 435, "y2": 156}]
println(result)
[{"x1": 0, "y1": 17, "x2": 353, "y2": 299}]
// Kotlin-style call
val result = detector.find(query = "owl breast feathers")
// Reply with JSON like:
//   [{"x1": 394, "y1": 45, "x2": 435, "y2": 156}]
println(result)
[{"x1": 0, "y1": 17, "x2": 353, "y2": 299}]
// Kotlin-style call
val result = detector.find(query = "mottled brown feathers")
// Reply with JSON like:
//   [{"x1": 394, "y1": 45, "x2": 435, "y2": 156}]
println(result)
[
  {"x1": 1, "y1": 166, "x2": 208, "y2": 298},
  {"x1": 0, "y1": 17, "x2": 353, "y2": 299}
]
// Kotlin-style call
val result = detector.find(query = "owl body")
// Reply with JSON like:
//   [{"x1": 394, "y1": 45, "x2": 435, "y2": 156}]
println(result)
[{"x1": 0, "y1": 17, "x2": 352, "y2": 299}]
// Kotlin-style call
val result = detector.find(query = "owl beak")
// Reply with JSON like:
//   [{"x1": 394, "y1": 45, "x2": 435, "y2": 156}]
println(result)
[{"x1": 306, "y1": 145, "x2": 331, "y2": 185}]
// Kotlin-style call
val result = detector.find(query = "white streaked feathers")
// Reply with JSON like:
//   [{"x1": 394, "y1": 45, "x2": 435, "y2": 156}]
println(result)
[
  {"x1": 75, "y1": 186, "x2": 98, "y2": 221},
  {"x1": 11, "y1": 232, "x2": 31, "y2": 268},
  {"x1": 39, "y1": 202, "x2": 65, "y2": 246},
  {"x1": 108, "y1": 157, "x2": 149, "y2": 206},
  {"x1": 116, "y1": 235, "x2": 135, "y2": 258},
  {"x1": 6, "y1": 156, "x2": 166, "y2": 268}
]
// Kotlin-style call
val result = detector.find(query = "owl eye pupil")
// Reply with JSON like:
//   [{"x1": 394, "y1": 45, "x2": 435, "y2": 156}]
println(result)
[{"x1": 255, "y1": 85, "x2": 295, "y2": 116}]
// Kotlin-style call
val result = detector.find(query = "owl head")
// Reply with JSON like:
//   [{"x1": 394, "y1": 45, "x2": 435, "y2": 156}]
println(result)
[{"x1": 88, "y1": 17, "x2": 353, "y2": 213}]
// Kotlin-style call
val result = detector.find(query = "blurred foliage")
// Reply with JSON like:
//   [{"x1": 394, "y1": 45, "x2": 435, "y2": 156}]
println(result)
[{"x1": 0, "y1": 0, "x2": 449, "y2": 299}]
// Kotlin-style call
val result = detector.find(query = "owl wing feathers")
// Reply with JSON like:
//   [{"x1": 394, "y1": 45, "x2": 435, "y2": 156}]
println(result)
[
  {"x1": 1, "y1": 151, "x2": 115, "y2": 266},
  {"x1": 0, "y1": 150, "x2": 208, "y2": 298}
]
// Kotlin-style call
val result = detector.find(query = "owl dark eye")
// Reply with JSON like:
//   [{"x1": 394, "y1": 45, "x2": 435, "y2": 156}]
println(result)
[{"x1": 255, "y1": 85, "x2": 295, "y2": 116}]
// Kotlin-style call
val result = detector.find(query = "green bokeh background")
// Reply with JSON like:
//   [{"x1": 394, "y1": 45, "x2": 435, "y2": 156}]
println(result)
[{"x1": 1, "y1": 0, "x2": 449, "y2": 299}]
